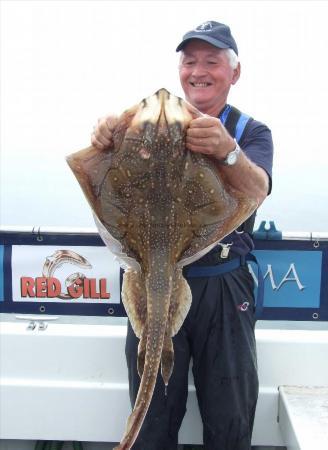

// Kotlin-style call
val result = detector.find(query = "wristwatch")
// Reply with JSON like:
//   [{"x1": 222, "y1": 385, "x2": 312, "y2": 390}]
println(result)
[{"x1": 220, "y1": 139, "x2": 241, "y2": 166}]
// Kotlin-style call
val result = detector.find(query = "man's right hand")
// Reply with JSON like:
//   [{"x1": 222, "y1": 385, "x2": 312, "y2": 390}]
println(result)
[{"x1": 91, "y1": 115, "x2": 119, "y2": 150}]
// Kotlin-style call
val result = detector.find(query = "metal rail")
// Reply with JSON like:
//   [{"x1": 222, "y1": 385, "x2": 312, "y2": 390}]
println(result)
[{"x1": 1, "y1": 226, "x2": 328, "y2": 241}]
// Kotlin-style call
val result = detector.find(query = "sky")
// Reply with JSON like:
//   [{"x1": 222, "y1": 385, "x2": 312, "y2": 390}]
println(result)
[{"x1": 1, "y1": 0, "x2": 328, "y2": 233}]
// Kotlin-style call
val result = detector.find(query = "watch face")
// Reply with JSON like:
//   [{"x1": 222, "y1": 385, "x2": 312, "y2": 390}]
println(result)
[
  {"x1": 227, "y1": 151, "x2": 237, "y2": 165},
  {"x1": 221, "y1": 142, "x2": 240, "y2": 166}
]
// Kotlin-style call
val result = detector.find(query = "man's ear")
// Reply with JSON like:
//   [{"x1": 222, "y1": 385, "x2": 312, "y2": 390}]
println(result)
[{"x1": 231, "y1": 62, "x2": 241, "y2": 85}]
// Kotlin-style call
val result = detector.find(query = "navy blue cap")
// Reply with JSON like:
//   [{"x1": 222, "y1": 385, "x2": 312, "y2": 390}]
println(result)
[{"x1": 176, "y1": 21, "x2": 238, "y2": 55}]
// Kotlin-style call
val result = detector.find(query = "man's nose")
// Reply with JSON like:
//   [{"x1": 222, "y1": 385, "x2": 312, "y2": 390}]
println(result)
[{"x1": 191, "y1": 63, "x2": 207, "y2": 77}]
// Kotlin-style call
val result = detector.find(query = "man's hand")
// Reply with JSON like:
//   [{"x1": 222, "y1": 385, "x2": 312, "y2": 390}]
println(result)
[
  {"x1": 186, "y1": 116, "x2": 235, "y2": 161},
  {"x1": 91, "y1": 115, "x2": 119, "y2": 150}
]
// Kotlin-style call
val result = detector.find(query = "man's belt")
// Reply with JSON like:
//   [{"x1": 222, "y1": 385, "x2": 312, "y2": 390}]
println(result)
[
  {"x1": 183, "y1": 253, "x2": 264, "y2": 320},
  {"x1": 184, "y1": 256, "x2": 244, "y2": 278}
]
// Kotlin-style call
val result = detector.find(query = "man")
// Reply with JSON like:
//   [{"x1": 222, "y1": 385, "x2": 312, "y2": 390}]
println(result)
[{"x1": 92, "y1": 21, "x2": 273, "y2": 450}]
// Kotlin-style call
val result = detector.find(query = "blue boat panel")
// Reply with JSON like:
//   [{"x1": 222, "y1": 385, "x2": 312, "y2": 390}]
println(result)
[
  {"x1": 251, "y1": 250, "x2": 322, "y2": 308},
  {"x1": 0, "y1": 245, "x2": 4, "y2": 302},
  {"x1": 0, "y1": 231, "x2": 327, "y2": 321}
]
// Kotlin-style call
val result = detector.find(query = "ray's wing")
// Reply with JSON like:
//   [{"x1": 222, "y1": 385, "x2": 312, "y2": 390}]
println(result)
[
  {"x1": 66, "y1": 106, "x2": 143, "y2": 271},
  {"x1": 176, "y1": 152, "x2": 258, "y2": 267},
  {"x1": 66, "y1": 146, "x2": 112, "y2": 218}
]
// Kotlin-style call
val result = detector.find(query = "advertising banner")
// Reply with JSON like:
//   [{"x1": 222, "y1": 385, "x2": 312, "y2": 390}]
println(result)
[
  {"x1": 11, "y1": 245, "x2": 120, "y2": 304},
  {"x1": 0, "y1": 231, "x2": 327, "y2": 320},
  {"x1": 251, "y1": 250, "x2": 322, "y2": 309},
  {"x1": 0, "y1": 245, "x2": 4, "y2": 302}
]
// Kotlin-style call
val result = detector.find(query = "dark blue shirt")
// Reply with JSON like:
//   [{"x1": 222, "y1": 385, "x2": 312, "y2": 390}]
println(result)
[
  {"x1": 239, "y1": 116, "x2": 273, "y2": 194},
  {"x1": 222, "y1": 108, "x2": 273, "y2": 255},
  {"x1": 192, "y1": 106, "x2": 273, "y2": 263}
]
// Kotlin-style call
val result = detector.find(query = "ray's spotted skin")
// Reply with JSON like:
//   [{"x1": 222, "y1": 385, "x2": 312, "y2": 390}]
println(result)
[{"x1": 66, "y1": 89, "x2": 257, "y2": 450}]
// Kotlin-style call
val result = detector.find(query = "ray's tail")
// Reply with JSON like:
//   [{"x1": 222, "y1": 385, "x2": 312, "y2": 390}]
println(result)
[{"x1": 114, "y1": 275, "x2": 172, "y2": 450}]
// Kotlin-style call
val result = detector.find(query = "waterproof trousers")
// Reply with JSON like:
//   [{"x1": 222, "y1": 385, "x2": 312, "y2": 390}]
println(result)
[{"x1": 125, "y1": 265, "x2": 259, "y2": 450}]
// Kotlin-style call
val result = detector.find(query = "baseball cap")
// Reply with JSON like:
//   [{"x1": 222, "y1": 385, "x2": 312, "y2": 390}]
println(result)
[{"x1": 176, "y1": 21, "x2": 238, "y2": 55}]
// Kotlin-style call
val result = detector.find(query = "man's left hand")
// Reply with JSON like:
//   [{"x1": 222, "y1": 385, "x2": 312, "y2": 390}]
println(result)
[{"x1": 186, "y1": 116, "x2": 236, "y2": 161}]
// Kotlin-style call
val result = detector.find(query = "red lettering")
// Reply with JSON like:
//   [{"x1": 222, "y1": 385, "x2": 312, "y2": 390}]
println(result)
[
  {"x1": 21, "y1": 277, "x2": 35, "y2": 297},
  {"x1": 60, "y1": 278, "x2": 111, "y2": 300},
  {"x1": 46, "y1": 278, "x2": 61, "y2": 298},
  {"x1": 36, "y1": 277, "x2": 48, "y2": 297},
  {"x1": 99, "y1": 278, "x2": 110, "y2": 299},
  {"x1": 83, "y1": 278, "x2": 90, "y2": 298},
  {"x1": 89, "y1": 278, "x2": 100, "y2": 298},
  {"x1": 67, "y1": 278, "x2": 83, "y2": 298}
]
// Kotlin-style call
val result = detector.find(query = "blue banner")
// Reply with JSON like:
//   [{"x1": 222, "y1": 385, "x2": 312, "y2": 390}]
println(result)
[
  {"x1": 250, "y1": 250, "x2": 322, "y2": 309},
  {"x1": 0, "y1": 231, "x2": 327, "y2": 321},
  {"x1": 0, "y1": 245, "x2": 4, "y2": 302}
]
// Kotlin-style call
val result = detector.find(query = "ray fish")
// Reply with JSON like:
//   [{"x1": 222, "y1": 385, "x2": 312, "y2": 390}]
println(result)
[{"x1": 66, "y1": 88, "x2": 257, "y2": 449}]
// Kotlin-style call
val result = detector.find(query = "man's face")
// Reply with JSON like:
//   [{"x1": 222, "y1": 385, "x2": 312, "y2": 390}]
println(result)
[{"x1": 178, "y1": 40, "x2": 240, "y2": 115}]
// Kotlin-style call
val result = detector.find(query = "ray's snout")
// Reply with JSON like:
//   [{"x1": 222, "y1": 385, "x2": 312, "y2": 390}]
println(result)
[{"x1": 131, "y1": 89, "x2": 194, "y2": 130}]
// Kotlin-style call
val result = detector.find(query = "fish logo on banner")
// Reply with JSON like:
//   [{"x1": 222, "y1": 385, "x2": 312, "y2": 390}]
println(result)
[{"x1": 41, "y1": 249, "x2": 94, "y2": 300}]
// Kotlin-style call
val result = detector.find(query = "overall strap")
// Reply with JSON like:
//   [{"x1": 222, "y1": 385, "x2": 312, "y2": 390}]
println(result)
[
  {"x1": 222, "y1": 105, "x2": 251, "y2": 144},
  {"x1": 235, "y1": 112, "x2": 251, "y2": 142},
  {"x1": 186, "y1": 107, "x2": 263, "y2": 317},
  {"x1": 222, "y1": 105, "x2": 255, "y2": 233}
]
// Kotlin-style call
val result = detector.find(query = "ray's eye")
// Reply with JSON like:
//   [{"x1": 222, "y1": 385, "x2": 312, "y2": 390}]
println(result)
[
  {"x1": 139, "y1": 136, "x2": 152, "y2": 159},
  {"x1": 142, "y1": 136, "x2": 152, "y2": 147},
  {"x1": 143, "y1": 124, "x2": 154, "y2": 145}
]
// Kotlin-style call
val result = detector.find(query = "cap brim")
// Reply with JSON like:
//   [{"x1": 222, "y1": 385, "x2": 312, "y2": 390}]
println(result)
[{"x1": 176, "y1": 35, "x2": 230, "y2": 52}]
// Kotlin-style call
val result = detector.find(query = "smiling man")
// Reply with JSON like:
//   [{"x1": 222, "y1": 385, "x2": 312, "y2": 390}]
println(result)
[
  {"x1": 178, "y1": 40, "x2": 239, "y2": 116},
  {"x1": 92, "y1": 20, "x2": 273, "y2": 450}
]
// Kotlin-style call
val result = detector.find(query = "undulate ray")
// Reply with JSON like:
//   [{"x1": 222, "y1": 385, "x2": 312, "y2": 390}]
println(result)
[{"x1": 66, "y1": 88, "x2": 257, "y2": 450}]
